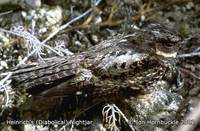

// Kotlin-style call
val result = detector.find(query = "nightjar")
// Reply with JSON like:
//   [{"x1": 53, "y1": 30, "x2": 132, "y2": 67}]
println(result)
[{"x1": 11, "y1": 23, "x2": 182, "y2": 100}]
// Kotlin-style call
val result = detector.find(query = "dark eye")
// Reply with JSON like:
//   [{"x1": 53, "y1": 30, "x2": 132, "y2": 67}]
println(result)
[{"x1": 163, "y1": 42, "x2": 174, "y2": 48}]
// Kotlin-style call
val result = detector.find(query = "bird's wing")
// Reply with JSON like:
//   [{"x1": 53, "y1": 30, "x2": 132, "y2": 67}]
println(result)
[
  {"x1": 11, "y1": 55, "x2": 94, "y2": 96},
  {"x1": 84, "y1": 35, "x2": 149, "y2": 76}
]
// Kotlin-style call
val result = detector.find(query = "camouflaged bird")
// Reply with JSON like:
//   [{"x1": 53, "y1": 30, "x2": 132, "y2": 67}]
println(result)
[{"x1": 11, "y1": 23, "x2": 182, "y2": 99}]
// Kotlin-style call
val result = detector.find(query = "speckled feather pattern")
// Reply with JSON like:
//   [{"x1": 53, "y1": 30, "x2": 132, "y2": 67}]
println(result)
[{"x1": 11, "y1": 24, "x2": 180, "y2": 98}]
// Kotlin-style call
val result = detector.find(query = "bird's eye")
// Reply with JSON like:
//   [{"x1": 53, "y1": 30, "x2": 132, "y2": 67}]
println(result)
[{"x1": 163, "y1": 42, "x2": 174, "y2": 48}]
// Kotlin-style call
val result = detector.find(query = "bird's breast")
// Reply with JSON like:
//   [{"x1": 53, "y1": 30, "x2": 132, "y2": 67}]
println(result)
[{"x1": 90, "y1": 52, "x2": 170, "y2": 93}]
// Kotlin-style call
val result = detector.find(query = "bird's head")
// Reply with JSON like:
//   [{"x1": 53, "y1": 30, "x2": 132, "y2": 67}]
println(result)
[{"x1": 128, "y1": 23, "x2": 183, "y2": 58}]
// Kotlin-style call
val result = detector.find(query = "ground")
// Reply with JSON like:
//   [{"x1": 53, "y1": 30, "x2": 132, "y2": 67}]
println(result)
[{"x1": 0, "y1": 0, "x2": 200, "y2": 131}]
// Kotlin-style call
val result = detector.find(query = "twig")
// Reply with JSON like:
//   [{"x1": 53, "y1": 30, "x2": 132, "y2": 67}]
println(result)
[
  {"x1": 0, "y1": 72, "x2": 12, "y2": 85},
  {"x1": 0, "y1": 72, "x2": 12, "y2": 115},
  {"x1": 102, "y1": 104, "x2": 121, "y2": 131},
  {"x1": 0, "y1": 27, "x2": 63, "y2": 57},
  {"x1": 62, "y1": 20, "x2": 123, "y2": 33},
  {"x1": 177, "y1": 52, "x2": 200, "y2": 58},
  {"x1": 58, "y1": 119, "x2": 75, "y2": 131},
  {"x1": 17, "y1": 48, "x2": 37, "y2": 65},
  {"x1": 1, "y1": 0, "x2": 102, "y2": 64},
  {"x1": 178, "y1": 67, "x2": 200, "y2": 80},
  {"x1": 0, "y1": 10, "x2": 13, "y2": 16},
  {"x1": 177, "y1": 33, "x2": 200, "y2": 58},
  {"x1": 19, "y1": 0, "x2": 102, "y2": 64},
  {"x1": 102, "y1": 104, "x2": 135, "y2": 131},
  {"x1": 112, "y1": 104, "x2": 135, "y2": 131},
  {"x1": 41, "y1": 0, "x2": 102, "y2": 45}
]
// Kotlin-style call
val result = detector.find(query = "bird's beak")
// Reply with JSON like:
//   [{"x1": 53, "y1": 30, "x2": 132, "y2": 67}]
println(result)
[{"x1": 156, "y1": 49, "x2": 177, "y2": 58}]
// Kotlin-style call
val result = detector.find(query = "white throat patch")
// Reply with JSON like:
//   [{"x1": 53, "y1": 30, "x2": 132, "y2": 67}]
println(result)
[{"x1": 156, "y1": 49, "x2": 177, "y2": 58}]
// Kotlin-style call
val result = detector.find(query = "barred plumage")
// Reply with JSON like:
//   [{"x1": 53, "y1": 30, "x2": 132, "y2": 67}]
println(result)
[{"x1": 11, "y1": 23, "x2": 182, "y2": 99}]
